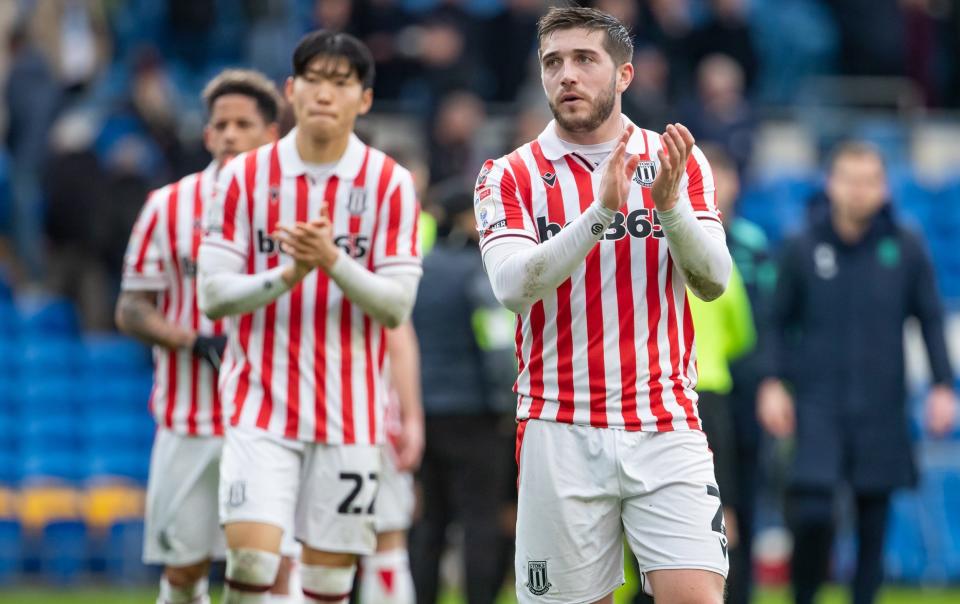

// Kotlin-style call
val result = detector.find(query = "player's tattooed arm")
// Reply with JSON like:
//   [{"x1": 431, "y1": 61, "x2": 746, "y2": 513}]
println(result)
[{"x1": 115, "y1": 290, "x2": 196, "y2": 350}]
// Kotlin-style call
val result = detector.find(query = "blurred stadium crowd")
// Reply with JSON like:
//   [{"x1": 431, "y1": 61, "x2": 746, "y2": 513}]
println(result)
[{"x1": 0, "y1": 0, "x2": 959, "y2": 599}]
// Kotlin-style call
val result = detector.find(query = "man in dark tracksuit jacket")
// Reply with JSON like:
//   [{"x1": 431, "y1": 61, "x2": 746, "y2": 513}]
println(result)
[{"x1": 757, "y1": 142, "x2": 957, "y2": 604}]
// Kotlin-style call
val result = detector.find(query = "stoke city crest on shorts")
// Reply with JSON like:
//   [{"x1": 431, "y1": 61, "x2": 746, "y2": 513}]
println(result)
[{"x1": 527, "y1": 560, "x2": 552, "y2": 596}]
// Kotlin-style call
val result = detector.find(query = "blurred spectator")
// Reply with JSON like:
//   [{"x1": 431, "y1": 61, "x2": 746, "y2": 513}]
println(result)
[
  {"x1": 427, "y1": 91, "x2": 490, "y2": 185},
  {"x1": 508, "y1": 103, "x2": 551, "y2": 152},
  {"x1": 758, "y1": 142, "x2": 958, "y2": 604},
  {"x1": 684, "y1": 0, "x2": 758, "y2": 91},
  {"x1": 408, "y1": 13, "x2": 480, "y2": 114},
  {"x1": 621, "y1": 44, "x2": 673, "y2": 130},
  {"x1": 5, "y1": 21, "x2": 61, "y2": 277},
  {"x1": 99, "y1": 47, "x2": 204, "y2": 187},
  {"x1": 26, "y1": 0, "x2": 111, "y2": 97},
  {"x1": 313, "y1": 0, "x2": 354, "y2": 32},
  {"x1": 166, "y1": 0, "x2": 216, "y2": 67},
  {"x1": 409, "y1": 186, "x2": 515, "y2": 604},
  {"x1": 480, "y1": 0, "x2": 542, "y2": 103},
  {"x1": 245, "y1": 0, "x2": 307, "y2": 83},
  {"x1": 702, "y1": 143, "x2": 777, "y2": 604},
  {"x1": 352, "y1": 0, "x2": 417, "y2": 102},
  {"x1": 825, "y1": 0, "x2": 906, "y2": 77},
  {"x1": 635, "y1": 0, "x2": 693, "y2": 99},
  {"x1": 43, "y1": 111, "x2": 110, "y2": 330},
  {"x1": 680, "y1": 53, "x2": 755, "y2": 174}
]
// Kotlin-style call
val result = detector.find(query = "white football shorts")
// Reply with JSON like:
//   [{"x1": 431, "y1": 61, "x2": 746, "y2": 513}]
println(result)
[
  {"x1": 219, "y1": 426, "x2": 381, "y2": 555},
  {"x1": 143, "y1": 428, "x2": 225, "y2": 566},
  {"x1": 515, "y1": 419, "x2": 728, "y2": 603},
  {"x1": 374, "y1": 442, "x2": 415, "y2": 533}
]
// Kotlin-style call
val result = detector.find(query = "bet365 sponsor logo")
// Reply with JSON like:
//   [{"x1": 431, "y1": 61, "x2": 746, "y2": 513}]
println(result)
[
  {"x1": 536, "y1": 208, "x2": 664, "y2": 242},
  {"x1": 257, "y1": 229, "x2": 369, "y2": 259}
]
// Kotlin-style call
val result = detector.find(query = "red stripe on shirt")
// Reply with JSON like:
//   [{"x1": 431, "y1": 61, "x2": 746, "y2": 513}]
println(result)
[
  {"x1": 685, "y1": 153, "x2": 709, "y2": 213},
  {"x1": 497, "y1": 167, "x2": 526, "y2": 230},
  {"x1": 187, "y1": 175, "x2": 203, "y2": 435},
  {"x1": 133, "y1": 208, "x2": 159, "y2": 274},
  {"x1": 614, "y1": 216, "x2": 641, "y2": 430},
  {"x1": 664, "y1": 259, "x2": 699, "y2": 429},
  {"x1": 284, "y1": 175, "x2": 309, "y2": 439},
  {"x1": 222, "y1": 178, "x2": 241, "y2": 242},
  {"x1": 506, "y1": 150, "x2": 534, "y2": 223},
  {"x1": 164, "y1": 183, "x2": 182, "y2": 429},
  {"x1": 340, "y1": 148, "x2": 370, "y2": 444},
  {"x1": 567, "y1": 157, "x2": 608, "y2": 428},
  {"x1": 231, "y1": 151, "x2": 261, "y2": 425},
  {"x1": 255, "y1": 144, "x2": 281, "y2": 430},
  {"x1": 639, "y1": 135, "x2": 674, "y2": 430},
  {"x1": 314, "y1": 176, "x2": 340, "y2": 441},
  {"x1": 384, "y1": 186, "x2": 402, "y2": 258}
]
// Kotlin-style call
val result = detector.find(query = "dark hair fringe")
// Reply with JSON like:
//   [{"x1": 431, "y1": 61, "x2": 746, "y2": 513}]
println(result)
[
  {"x1": 202, "y1": 69, "x2": 281, "y2": 124},
  {"x1": 292, "y1": 30, "x2": 375, "y2": 89},
  {"x1": 537, "y1": 5, "x2": 634, "y2": 65}
]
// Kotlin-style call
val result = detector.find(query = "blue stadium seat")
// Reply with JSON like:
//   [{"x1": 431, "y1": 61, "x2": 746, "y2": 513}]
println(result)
[
  {"x1": 83, "y1": 334, "x2": 151, "y2": 374},
  {"x1": 40, "y1": 520, "x2": 88, "y2": 584},
  {"x1": 738, "y1": 175, "x2": 818, "y2": 245},
  {"x1": 78, "y1": 374, "x2": 153, "y2": 417},
  {"x1": 0, "y1": 300, "x2": 17, "y2": 339},
  {"x1": 0, "y1": 451, "x2": 17, "y2": 484},
  {"x1": 17, "y1": 297, "x2": 80, "y2": 337},
  {"x1": 83, "y1": 413, "x2": 155, "y2": 451},
  {"x1": 885, "y1": 491, "x2": 926, "y2": 582},
  {"x1": 20, "y1": 448, "x2": 84, "y2": 483},
  {"x1": 22, "y1": 415, "x2": 80, "y2": 451},
  {"x1": 15, "y1": 377, "x2": 78, "y2": 417},
  {"x1": 85, "y1": 448, "x2": 150, "y2": 484},
  {"x1": 105, "y1": 518, "x2": 157, "y2": 585},
  {"x1": 17, "y1": 338, "x2": 83, "y2": 376},
  {"x1": 0, "y1": 519, "x2": 22, "y2": 585}
]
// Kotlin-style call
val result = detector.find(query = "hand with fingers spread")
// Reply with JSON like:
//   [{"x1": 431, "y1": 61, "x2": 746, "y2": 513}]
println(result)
[
  {"x1": 599, "y1": 125, "x2": 643, "y2": 212},
  {"x1": 274, "y1": 203, "x2": 341, "y2": 285},
  {"x1": 651, "y1": 123, "x2": 696, "y2": 213}
]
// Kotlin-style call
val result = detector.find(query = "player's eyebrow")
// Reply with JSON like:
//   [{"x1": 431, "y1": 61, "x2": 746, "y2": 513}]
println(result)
[{"x1": 540, "y1": 48, "x2": 602, "y2": 63}]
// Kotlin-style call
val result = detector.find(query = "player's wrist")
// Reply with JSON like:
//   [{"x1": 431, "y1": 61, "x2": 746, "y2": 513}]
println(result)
[{"x1": 282, "y1": 263, "x2": 311, "y2": 287}]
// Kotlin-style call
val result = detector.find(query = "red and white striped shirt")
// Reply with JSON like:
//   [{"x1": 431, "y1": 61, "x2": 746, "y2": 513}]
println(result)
[
  {"x1": 202, "y1": 130, "x2": 421, "y2": 444},
  {"x1": 122, "y1": 163, "x2": 226, "y2": 436},
  {"x1": 475, "y1": 117, "x2": 721, "y2": 432}
]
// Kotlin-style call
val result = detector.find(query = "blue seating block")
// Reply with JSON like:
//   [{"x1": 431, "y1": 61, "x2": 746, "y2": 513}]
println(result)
[
  {"x1": 83, "y1": 335, "x2": 151, "y2": 374},
  {"x1": 40, "y1": 520, "x2": 87, "y2": 584},
  {"x1": 105, "y1": 518, "x2": 157, "y2": 585},
  {"x1": 0, "y1": 519, "x2": 22, "y2": 585},
  {"x1": 18, "y1": 297, "x2": 80, "y2": 337}
]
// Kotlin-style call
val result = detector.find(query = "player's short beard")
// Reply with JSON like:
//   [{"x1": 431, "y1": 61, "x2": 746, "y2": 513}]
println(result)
[{"x1": 549, "y1": 74, "x2": 617, "y2": 133}]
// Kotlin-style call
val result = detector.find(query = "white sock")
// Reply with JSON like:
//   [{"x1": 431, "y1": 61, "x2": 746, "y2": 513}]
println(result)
[
  {"x1": 269, "y1": 556, "x2": 303, "y2": 603},
  {"x1": 360, "y1": 549, "x2": 415, "y2": 604},
  {"x1": 223, "y1": 548, "x2": 282, "y2": 604},
  {"x1": 300, "y1": 563, "x2": 355, "y2": 604},
  {"x1": 158, "y1": 576, "x2": 210, "y2": 604}
]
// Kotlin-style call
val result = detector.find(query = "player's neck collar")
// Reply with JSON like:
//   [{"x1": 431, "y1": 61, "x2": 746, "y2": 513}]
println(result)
[
  {"x1": 278, "y1": 128, "x2": 367, "y2": 180},
  {"x1": 537, "y1": 115, "x2": 647, "y2": 161}
]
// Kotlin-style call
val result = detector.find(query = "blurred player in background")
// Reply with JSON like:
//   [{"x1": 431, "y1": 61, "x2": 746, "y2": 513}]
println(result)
[
  {"x1": 356, "y1": 321, "x2": 423, "y2": 604},
  {"x1": 474, "y1": 7, "x2": 731, "y2": 603},
  {"x1": 117, "y1": 69, "x2": 302, "y2": 604},
  {"x1": 198, "y1": 30, "x2": 421, "y2": 604},
  {"x1": 758, "y1": 141, "x2": 958, "y2": 604}
]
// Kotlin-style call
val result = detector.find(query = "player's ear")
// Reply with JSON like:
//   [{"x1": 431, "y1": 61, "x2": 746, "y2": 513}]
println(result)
[
  {"x1": 266, "y1": 122, "x2": 280, "y2": 143},
  {"x1": 616, "y1": 60, "x2": 634, "y2": 94},
  {"x1": 202, "y1": 124, "x2": 214, "y2": 155},
  {"x1": 357, "y1": 87, "x2": 373, "y2": 116},
  {"x1": 284, "y1": 76, "x2": 295, "y2": 103}
]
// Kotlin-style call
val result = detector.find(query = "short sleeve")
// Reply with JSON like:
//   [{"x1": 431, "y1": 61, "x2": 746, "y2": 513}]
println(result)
[
  {"x1": 682, "y1": 145, "x2": 723, "y2": 225},
  {"x1": 372, "y1": 166, "x2": 422, "y2": 276},
  {"x1": 474, "y1": 158, "x2": 538, "y2": 256},
  {"x1": 201, "y1": 154, "x2": 250, "y2": 261},
  {"x1": 121, "y1": 190, "x2": 169, "y2": 291}
]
